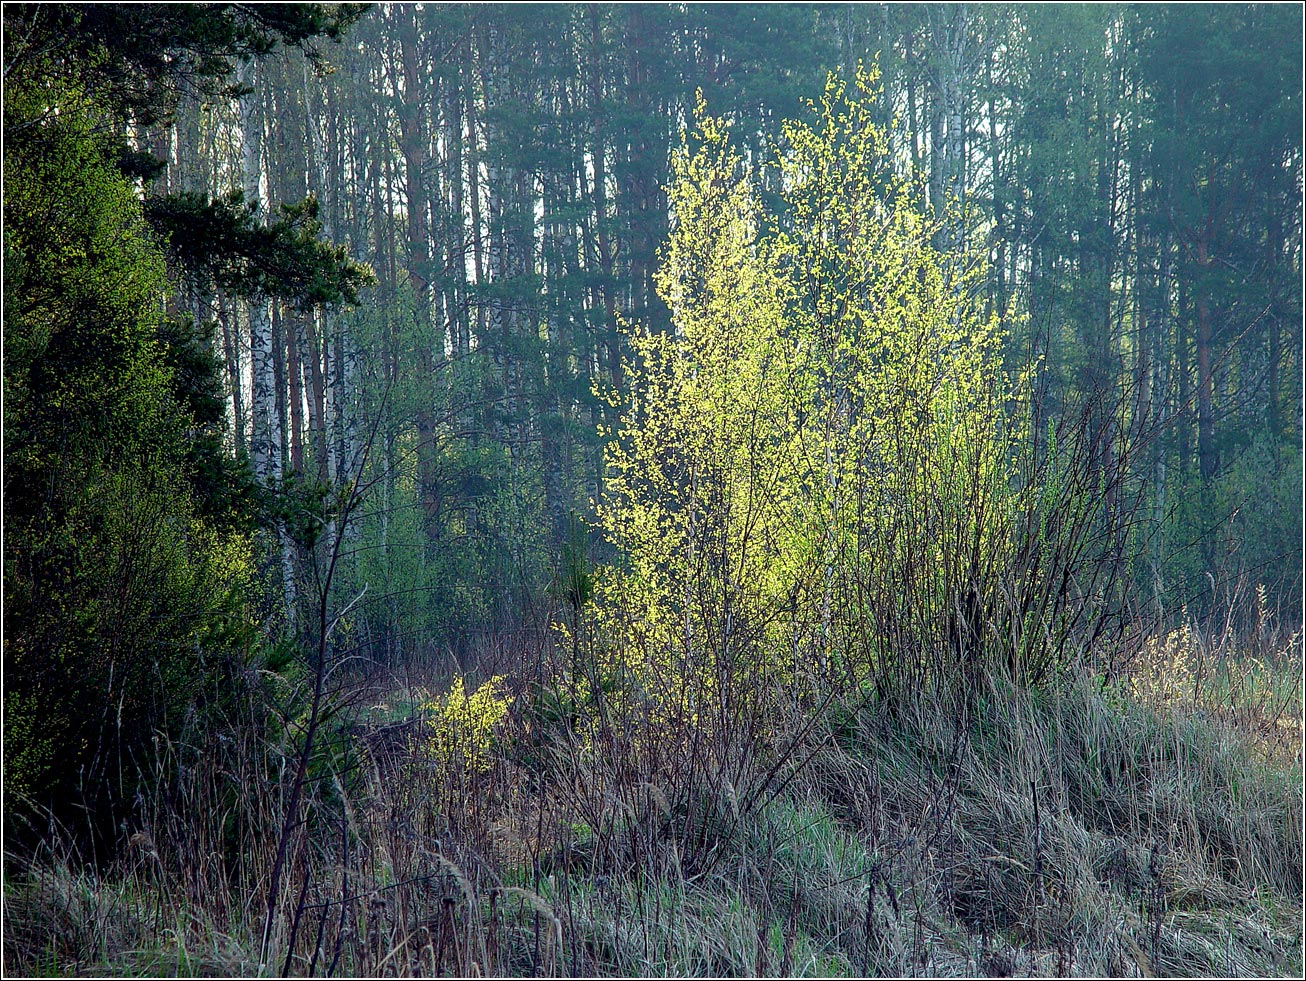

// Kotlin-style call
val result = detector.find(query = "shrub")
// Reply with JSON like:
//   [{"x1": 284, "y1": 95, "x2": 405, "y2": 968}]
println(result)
[{"x1": 423, "y1": 676, "x2": 515, "y2": 774}]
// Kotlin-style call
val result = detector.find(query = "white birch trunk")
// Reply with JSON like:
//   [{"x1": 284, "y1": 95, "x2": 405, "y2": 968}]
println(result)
[
  {"x1": 928, "y1": 5, "x2": 971, "y2": 254},
  {"x1": 239, "y1": 60, "x2": 275, "y2": 485},
  {"x1": 306, "y1": 68, "x2": 343, "y2": 493},
  {"x1": 324, "y1": 315, "x2": 340, "y2": 486},
  {"x1": 240, "y1": 59, "x2": 295, "y2": 631}
]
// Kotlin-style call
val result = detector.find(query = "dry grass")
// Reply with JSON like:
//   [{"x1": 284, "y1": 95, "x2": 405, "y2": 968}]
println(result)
[{"x1": 4, "y1": 619, "x2": 1302, "y2": 978}]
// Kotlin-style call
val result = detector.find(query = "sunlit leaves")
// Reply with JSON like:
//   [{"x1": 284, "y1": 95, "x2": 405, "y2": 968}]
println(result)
[{"x1": 592, "y1": 70, "x2": 1030, "y2": 706}]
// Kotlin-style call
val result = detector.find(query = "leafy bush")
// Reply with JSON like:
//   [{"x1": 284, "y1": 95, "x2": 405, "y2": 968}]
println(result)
[
  {"x1": 423, "y1": 676, "x2": 515, "y2": 773},
  {"x1": 590, "y1": 71, "x2": 1124, "y2": 722}
]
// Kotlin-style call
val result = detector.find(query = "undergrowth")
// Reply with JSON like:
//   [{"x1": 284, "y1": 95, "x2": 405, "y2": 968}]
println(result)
[{"x1": 3, "y1": 612, "x2": 1301, "y2": 978}]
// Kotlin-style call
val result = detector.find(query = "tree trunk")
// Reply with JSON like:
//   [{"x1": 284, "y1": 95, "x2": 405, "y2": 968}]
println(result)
[
  {"x1": 589, "y1": 4, "x2": 621, "y2": 392},
  {"x1": 397, "y1": 4, "x2": 440, "y2": 546},
  {"x1": 240, "y1": 58, "x2": 295, "y2": 629},
  {"x1": 464, "y1": 28, "x2": 488, "y2": 344},
  {"x1": 1195, "y1": 233, "x2": 1216, "y2": 485},
  {"x1": 218, "y1": 291, "x2": 246, "y2": 460},
  {"x1": 926, "y1": 4, "x2": 970, "y2": 248},
  {"x1": 305, "y1": 311, "x2": 329, "y2": 483},
  {"x1": 239, "y1": 59, "x2": 276, "y2": 486}
]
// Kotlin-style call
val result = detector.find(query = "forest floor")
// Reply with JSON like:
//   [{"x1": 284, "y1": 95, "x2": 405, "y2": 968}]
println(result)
[{"x1": 4, "y1": 625, "x2": 1302, "y2": 978}]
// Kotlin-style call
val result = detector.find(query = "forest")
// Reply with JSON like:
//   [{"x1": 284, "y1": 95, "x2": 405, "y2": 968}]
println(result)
[{"x1": 2, "y1": 2, "x2": 1302, "y2": 977}]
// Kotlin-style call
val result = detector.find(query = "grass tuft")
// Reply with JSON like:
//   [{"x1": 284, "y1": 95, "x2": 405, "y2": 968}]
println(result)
[{"x1": 4, "y1": 618, "x2": 1300, "y2": 977}]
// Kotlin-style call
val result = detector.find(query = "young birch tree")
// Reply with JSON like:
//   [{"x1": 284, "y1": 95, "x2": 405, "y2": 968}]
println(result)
[{"x1": 594, "y1": 70, "x2": 1029, "y2": 718}]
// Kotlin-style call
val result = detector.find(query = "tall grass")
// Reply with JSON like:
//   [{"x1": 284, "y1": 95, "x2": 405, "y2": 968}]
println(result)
[{"x1": 4, "y1": 607, "x2": 1299, "y2": 977}]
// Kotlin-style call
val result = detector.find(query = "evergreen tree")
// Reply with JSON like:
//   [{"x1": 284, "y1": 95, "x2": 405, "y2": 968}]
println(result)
[{"x1": 2, "y1": 0, "x2": 369, "y2": 845}]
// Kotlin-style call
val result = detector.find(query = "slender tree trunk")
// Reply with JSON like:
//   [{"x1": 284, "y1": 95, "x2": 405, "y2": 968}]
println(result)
[
  {"x1": 621, "y1": 5, "x2": 663, "y2": 331},
  {"x1": 272, "y1": 304, "x2": 289, "y2": 474},
  {"x1": 242, "y1": 58, "x2": 296, "y2": 630},
  {"x1": 1266, "y1": 210, "x2": 1283, "y2": 444},
  {"x1": 926, "y1": 5, "x2": 971, "y2": 253},
  {"x1": 1195, "y1": 232, "x2": 1216, "y2": 486},
  {"x1": 305, "y1": 311, "x2": 329, "y2": 483},
  {"x1": 397, "y1": 4, "x2": 440, "y2": 546},
  {"x1": 1150, "y1": 231, "x2": 1173, "y2": 614},
  {"x1": 904, "y1": 31, "x2": 922, "y2": 181},
  {"x1": 239, "y1": 60, "x2": 276, "y2": 486},
  {"x1": 987, "y1": 51, "x2": 1006, "y2": 319},
  {"x1": 589, "y1": 4, "x2": 621, "y2": 393},
  {"x1": 219, "y1": 291, "x2": 247, "y2": 460},
  {"x1": 1194, "y1": 226, "x2": 1217, "y2": 578},
  {"x1": 464, "y1": 28, "x2": 488, "y2": 343},
  {"x1": 286, "y1": 311, "x2": 305, "y2": 474},
  {"x1": 1176, "y1": 281, "x2": 1192, "y2": 474},
  {"x1": 445, "y1": 66, "x2": 469, "y2": 357}
]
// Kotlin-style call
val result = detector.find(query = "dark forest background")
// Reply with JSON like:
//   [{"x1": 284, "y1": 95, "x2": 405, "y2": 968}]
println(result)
[{"x1": 122, "y1": 3, "x2": 1300, "y2": 658}]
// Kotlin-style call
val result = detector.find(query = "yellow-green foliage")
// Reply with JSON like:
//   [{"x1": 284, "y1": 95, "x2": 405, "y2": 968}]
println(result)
[
  {"x1": 1128, "y1": 606, "x2": 1303, "y2": 754},
  {"x1": 594, "y1": 70, "x2": 1028, "y2": 710},
  {"x1": 423, "y1": 676, "x2": 514, "y2": 773}
]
